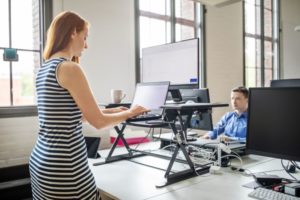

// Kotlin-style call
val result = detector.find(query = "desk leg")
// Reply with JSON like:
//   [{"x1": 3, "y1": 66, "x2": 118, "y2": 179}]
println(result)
[
  {"x1": 106, "y1": 124, "x2": 132, "y2": 159},
  {"x1": 156, "y1": 121, "x2": 210, "y2": 188},
  {"x1": 93, "y1": 124, "x2": 144, "y2": 166}
]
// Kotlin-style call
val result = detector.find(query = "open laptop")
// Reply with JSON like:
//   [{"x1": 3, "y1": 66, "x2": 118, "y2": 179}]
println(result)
[{"x1": 126, "y1": 81, "x2": 170, "y2": 122}]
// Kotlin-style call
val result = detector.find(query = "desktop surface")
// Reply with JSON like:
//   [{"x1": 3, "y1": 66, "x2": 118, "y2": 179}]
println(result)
[{"x1": 90, "y1": 145, "x2": 291, "y2": 200}]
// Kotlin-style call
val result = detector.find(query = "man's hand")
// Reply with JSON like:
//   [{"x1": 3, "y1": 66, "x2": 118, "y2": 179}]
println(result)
[
  {"x1": 201, "y1": 133, "x2": 211, "y2": 139},
  {"x1": 218, "y1": 135, "x2": 230, "y2": 142}
]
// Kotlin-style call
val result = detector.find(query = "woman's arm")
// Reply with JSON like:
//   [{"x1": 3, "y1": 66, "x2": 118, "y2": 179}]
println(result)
[
  {"x1": 102, "y1": 106, "x2": 128, "y2": 114},
  {"x1": 57, "y1": 61, "x2": 147, "y2": 129}
]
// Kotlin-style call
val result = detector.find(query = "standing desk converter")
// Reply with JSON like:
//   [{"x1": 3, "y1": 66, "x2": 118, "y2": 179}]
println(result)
[{"x1": 94, "y1": 102, "x2": 228, "y2": 187}]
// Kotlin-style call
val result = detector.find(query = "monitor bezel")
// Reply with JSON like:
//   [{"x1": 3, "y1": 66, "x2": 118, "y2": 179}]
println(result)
[
  {"x1": 270, "y1": 79, "x2": 300, "y2": 87},
  {"x1": 246, "y1": 87, "x2": 300, "y2": 162}
]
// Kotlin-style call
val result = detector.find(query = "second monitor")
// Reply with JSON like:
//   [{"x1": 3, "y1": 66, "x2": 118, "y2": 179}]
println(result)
[
  {"x1": 141, "y1": 38, "x2": 200, "y2": 102},
  {"x1": 180, "y1": 88, "x2": 213, "y2": 131}
]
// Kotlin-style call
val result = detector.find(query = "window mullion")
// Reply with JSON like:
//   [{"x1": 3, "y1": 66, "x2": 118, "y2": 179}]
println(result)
[
  {"x1": 260, "y1": 0, "x2": 265, "y2": 87},
  {"x1": 170, "y1": 0, "x2": 175, "y2": 43},
  {"x1": 8, "y1": 0, "x2": 13, "y2": 105}
]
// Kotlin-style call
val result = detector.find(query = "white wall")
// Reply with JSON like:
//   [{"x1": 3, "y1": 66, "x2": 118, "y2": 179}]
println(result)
[
  {"x1": 205, "y1": 2, "x2": 244, "y2": 122},
  {"x1": 54, "y1": 0, "x2": 136, "y2": 103},
  {"x1": 0, "y1": 117, "x2": 38, "y2": 167},
  {"x1": 280, "y1": 0, "x2": 300, "y2": 78}
]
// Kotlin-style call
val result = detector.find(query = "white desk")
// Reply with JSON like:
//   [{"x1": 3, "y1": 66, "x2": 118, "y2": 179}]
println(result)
[{"x1": 89, "y1": 142, "x2": 300, "y2": 200}]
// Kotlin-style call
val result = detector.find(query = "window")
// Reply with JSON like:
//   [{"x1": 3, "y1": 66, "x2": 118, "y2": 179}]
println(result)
[
  {"x1": 136, "y1": 0, "x2": 204, "y2": 86},
  {"x1": 244, "y1": 0, "x2": 279, "y2": 87},
  {"x1": 0, "y1": 0, "x2": 52, "y2": 117},
  {"x1": 0, "y1": 0, "x2": 42, "y2": 108}
]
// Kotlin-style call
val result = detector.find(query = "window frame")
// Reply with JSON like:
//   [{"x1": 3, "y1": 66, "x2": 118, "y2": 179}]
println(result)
[
  {"x1": 243, "y1": 0, "x2": 280, "y2": 87},
  {"x1": 134, "y1": 0, "x2": 206, "y2": 87},
  {"x1": 0, "y1": 0, "x2": 52, "y2": 118}
]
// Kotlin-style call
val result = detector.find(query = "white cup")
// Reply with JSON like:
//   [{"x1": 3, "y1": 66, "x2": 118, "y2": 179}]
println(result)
[{"x1": 110, "y1": 89, "x2": 126, "y2": 104}]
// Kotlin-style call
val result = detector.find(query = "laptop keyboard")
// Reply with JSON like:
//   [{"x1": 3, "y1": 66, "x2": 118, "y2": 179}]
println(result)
[{"x1": 127, "y1": 113, "x2": 161, "y2": 122}]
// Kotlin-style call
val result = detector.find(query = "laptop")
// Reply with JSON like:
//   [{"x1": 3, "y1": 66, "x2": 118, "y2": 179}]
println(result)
[{"x1": 126, "y1": 81, "x2": 170, "y2": 122}]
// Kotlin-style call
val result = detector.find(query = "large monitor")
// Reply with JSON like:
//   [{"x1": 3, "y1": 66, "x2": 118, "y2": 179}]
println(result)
[
  {"x1": 246, "y1": 87, "x2": 300, "y2": 162},
  {"x1": 141, "y1": 38, "x2": 199, "y2": 101},
  {"x1": 270, "y1": 79, "x2": 300, "y2": 87}
]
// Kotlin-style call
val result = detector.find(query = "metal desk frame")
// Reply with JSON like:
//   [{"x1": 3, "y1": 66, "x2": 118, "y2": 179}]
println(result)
[{"x1": 93, "y1": 103, "x2": 228, "y2": 187}]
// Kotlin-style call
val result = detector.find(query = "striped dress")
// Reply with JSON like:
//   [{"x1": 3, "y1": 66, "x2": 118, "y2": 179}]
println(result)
[{"x1": 29, "y1": 58, "x2": 100, "y2": 200}]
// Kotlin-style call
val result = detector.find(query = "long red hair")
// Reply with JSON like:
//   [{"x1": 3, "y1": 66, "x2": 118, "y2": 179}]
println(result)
[{"x1": 43, "y1": 11, "x2": 88, "y2": 63}]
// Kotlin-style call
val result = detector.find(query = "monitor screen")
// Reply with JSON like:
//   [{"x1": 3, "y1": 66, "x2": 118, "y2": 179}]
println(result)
[
  {"x1": 180, "y1": 88, "x2": 210, "y2": 103},
  {"x1": 141, "y1": 38, "x2": 199, "y2": 90},
  {"x1": 270, "y1": 79, "x2": 300, "y2": 87},
  {"x1": 246, "y1": 87, "x2": 300, "y2": 162},
  {"x1": 131, "y1": 81, "x2": 170, "y2": 115}
]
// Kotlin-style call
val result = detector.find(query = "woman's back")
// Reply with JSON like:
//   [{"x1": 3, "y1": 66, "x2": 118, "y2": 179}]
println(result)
[{"x1": 29, "y1": 58, "x2": 99, "y2": 199}]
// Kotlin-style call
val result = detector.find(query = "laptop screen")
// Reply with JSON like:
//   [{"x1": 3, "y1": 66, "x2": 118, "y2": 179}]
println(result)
[{"x1": 131, "y1": 82, "x2": 170, "y2": 115}]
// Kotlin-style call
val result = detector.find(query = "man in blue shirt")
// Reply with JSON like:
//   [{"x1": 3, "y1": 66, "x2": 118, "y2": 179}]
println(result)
[{"x1": 202, "y1": 86, "x2": 248, "y2": 142}]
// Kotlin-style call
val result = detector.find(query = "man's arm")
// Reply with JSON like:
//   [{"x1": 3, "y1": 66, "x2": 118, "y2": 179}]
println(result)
[{"x1": 201, "y1": 113, "x2": 228, "y2": 139}]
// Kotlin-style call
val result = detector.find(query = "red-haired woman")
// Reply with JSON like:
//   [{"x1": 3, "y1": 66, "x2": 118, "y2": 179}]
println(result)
[{"x1": 29, "y1": 11, "x2": 147, "y2": 199}]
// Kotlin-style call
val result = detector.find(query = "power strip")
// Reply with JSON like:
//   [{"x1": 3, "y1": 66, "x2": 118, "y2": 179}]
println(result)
[{"x1": 210, "y1": 165, "x2": 222, "y2": 174}]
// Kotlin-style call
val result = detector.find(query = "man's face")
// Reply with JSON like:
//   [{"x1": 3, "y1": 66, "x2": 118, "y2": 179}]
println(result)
[{"x1": 231, "y1": 91, "x2": 248, "y2": 113}]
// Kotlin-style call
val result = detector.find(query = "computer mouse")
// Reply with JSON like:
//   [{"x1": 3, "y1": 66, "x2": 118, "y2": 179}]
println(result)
[{"x1": 185, "y1": 100, "x2": 195, "y2": 104}]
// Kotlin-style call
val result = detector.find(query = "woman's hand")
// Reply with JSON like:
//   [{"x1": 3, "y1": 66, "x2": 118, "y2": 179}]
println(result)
[{"x1": 127, "y1": 105, "x2": 150, "y2": 118}]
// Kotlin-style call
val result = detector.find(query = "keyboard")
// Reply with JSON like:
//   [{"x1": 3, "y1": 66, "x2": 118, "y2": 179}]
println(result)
[
  {"x1": 248, "y1": 187, "x2": 300, "y2": 200},
  {"x1": 126, "y1": 113, "x2": 161, "y2": 122}
]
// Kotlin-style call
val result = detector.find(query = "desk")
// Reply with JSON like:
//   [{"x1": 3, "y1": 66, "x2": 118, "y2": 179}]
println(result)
[
  {"x1": 90, "y1": 146, "x2": 299, "y2": 200},
  {"x1": 95, "y1": 103, "x2": 228, "y2": 187}
]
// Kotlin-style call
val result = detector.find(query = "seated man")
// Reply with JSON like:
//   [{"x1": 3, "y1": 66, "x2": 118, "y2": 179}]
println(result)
[{"x1": 202, "y1": 86, "x2": 248, "y2": 142}]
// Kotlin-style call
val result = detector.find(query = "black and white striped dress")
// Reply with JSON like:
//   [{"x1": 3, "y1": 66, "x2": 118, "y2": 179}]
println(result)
[{"x1": 29, "y1": 58, "x2": 100, "y2": 199}]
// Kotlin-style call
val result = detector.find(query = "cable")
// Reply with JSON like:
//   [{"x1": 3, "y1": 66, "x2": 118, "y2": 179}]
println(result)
[
  {"x1": 281, "y1": 160, "x2": 298, "y2": 181},
  {"x1": 291, "y1": 161, "x2": 300, "y2": 170},
  {"x1": 133, "y1": 128, "x2": 152, "y2": 150},
  {"x1": 160, "y1": 143, "x2": 177, "y2": 152},
  {"x1": 220, "y1": 153, "x2": 243, "y2": 171}
]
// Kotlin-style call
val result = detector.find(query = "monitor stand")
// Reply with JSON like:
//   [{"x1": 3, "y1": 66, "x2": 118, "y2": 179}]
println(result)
[{"x1": 169, "y1": 89, "x2": 183, "y2": 102}]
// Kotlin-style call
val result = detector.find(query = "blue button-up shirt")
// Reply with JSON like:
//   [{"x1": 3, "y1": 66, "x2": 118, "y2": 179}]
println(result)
[{"x1": 208, "y1": 111, "x2": 248, "y2": 140}]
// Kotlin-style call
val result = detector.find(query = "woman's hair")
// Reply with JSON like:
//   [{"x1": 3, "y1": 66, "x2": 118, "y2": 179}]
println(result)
[{"x1": 43, "y1": 11, "x2": 89, "y2": 62}]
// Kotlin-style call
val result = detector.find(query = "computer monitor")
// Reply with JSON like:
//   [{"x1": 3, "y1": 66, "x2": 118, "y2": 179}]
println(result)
[
  {"x1": 180, "y1": 88, "x2": 210, "y2": 103},
  {"x1": 181, "y1": 88, "x2": 213, "y2": 131},
  {"x1": 270, "y1": 79, "x2": 300, "y2": 87},
  {"x1": 141, "y1": 38, "x2": 199, "y2": 101},
  {"x1": 246, "y1": 87, "x2": 300, "y2": 162}
]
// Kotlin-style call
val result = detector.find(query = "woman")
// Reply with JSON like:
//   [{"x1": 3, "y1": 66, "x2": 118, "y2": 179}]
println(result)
[{"x1": 29, "y1": 11, "x2": 148, "y2": 199}]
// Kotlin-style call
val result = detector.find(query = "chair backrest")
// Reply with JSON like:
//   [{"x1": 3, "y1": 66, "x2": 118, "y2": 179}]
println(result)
[{"x1": 84, "y1": 136, "x2": 101, "y2": 159}]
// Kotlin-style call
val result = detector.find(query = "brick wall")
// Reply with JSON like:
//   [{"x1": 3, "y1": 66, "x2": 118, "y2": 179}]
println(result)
[{"x1": 0, "y1": 116, "x2": 113, "y2": 168}]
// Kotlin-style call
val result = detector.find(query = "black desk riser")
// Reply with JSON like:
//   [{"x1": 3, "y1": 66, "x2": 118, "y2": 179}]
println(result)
[{"x1": 94, "y1": 102, "x2": 228, "y2": 187}]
